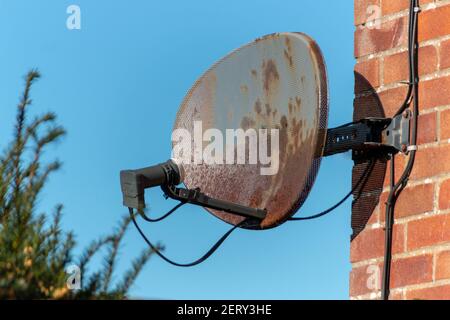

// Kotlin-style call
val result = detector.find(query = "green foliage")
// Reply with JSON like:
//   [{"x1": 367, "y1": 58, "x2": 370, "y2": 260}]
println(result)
[{"x1": 0, "y1": 70, "x2": 161, "y2": 299}]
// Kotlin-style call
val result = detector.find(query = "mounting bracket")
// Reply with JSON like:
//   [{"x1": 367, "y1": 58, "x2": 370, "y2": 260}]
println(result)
[
  {"x1": 161, "y1": 184, "x2": 267, "y2": 220},
  {"x1": 322, "y1": 112, "x2": 411, "y2": 159}
]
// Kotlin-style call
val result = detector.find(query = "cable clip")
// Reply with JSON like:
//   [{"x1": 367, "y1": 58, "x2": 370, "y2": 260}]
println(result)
[
  {"x1": 407, "y1": 145, "x2": 418, "y2": 151},
  {"x1": 414, "y1": 6, "x2": 421, "y2": 13}
]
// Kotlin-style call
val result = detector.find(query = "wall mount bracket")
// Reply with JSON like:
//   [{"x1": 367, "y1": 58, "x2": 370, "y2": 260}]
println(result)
[{"x1": 322, "y1": 111, "x2": 411, "y2": 159}]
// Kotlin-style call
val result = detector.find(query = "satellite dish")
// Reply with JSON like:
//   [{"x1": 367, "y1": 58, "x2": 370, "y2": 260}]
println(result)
[
  {"x1": 173, "y1": 32, "x2": 328, "y2": 229},
  {"x1": 120, "y1": 31, "x2": 408, "y2": 230}
]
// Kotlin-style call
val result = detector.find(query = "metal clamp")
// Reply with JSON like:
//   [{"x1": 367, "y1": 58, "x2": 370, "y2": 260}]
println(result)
[{"x1": 381, "y1": 110, "x2": 411, "y2": 154}]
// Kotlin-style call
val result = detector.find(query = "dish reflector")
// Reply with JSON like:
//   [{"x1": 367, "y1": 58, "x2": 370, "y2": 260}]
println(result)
[{"x1": 173, "y1": 32, "x2": 328, "y2": 229}]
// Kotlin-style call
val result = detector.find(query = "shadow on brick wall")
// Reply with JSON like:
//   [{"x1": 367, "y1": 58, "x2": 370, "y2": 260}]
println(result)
[{"x1": 351, "y1": 72, "x2": 388, "y2": 240}]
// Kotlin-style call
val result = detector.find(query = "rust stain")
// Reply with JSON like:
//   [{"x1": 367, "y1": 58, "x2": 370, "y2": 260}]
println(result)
[
  {"x1": 295, "y1": 96, "x2": 302, "y2": 111},
  {"x1": 240, "y1": 116, "x2": 255, "y2": 130},
  {"x1": 305, "y1": 34, "x2": 323, "y2": 61},
  {"x1": 262, "y1": 59, "x2": 280, "y2": 95},
  {"x1": 284, "y1": 49, "x2": 294, "y2": 68},
  {"x1": 291, "y1": 117, "x2": 303, "y2": 148},
  {"x1": 288, "y1": 99, "x2": 294, "y2": 114},
  {"x1": 254, "y1": 98, "x2": 262, "y2": 114},
  {"x1": 285, "y1": 36, "x2": 292, "y2": 50},
  {"x1": 265, "y1": 103, "x2": 271, "y2": 117},
  {"x1": 284, "y1": 36, "x2": 294, "y2": 68},
  {"x1": 280, "y1": 115, "x2": 288, "y2": 129}
]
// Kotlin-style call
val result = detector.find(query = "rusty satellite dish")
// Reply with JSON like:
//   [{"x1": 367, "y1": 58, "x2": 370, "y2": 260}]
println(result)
[
  {"x1": 121, "y1": 32, "x2": 408, "y2": 251},
  {"x1": 173, "y1": 32, "x2": 328, "y2": 229}
]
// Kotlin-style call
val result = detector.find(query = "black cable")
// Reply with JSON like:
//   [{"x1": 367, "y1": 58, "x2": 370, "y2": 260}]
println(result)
[
  {"x1": 132, "y1": 148, "x2": 373, "y2": 266},
  {"x1": 129, "y1": 207, "x2": 250, "y2": 267},
  {"x1": 382, "y1": 0, "x2": 419, "y2": 300},
  {"x1": 381, "y1": 154, "x2": 396, "y2": 299},
  {"x1": 289, "y1": 159, "x2": 375, "y2": 221},
  {"x1": 394, "y1": 0, "x2": 417, "y2": 117},
  {"x1": 133, "y1": 157, "x2": 374, "y2": 266},
  {"x1": 139, "y1": 201, "x2": 186, "y2": 223}
]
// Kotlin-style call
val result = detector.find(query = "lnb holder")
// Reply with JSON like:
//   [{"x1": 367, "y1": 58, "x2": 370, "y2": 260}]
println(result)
[
  {"x1": 120, "y1": 160, "x2": 181, "y2": 210},
  {"x1": 120, "y1": 159, "x2": 267, "y2": 220}
]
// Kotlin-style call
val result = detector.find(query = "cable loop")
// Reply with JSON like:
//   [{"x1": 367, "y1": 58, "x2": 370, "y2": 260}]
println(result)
[{"x1": 130, "y1": 207, "x2": 248, "y2": 267}]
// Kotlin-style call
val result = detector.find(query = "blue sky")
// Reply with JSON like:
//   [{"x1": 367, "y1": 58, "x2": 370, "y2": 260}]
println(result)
[{"x1": 0, "y1": 0, "x2": 355, "y2": 299}]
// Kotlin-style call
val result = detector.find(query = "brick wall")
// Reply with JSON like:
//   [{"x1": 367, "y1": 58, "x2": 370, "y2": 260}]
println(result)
[{"x1": 350, "y1": 0, "x2": 450, "y2": 300}]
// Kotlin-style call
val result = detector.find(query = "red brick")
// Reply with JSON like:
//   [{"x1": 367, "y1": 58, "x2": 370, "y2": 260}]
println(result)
[
  {"x1": 383, "y1": 46, "x2": 438, "y2": 85},
  {"x1": 351, "y1": 225, "x2": 405, "y2": 262},
  {"x1": 374, "y1": 83, "x2": 442, "y2": 117},
  {"x1": 411, "y1": 145, "x2": 450, "y2": 180},
  {"x1": 407, "y1": 285, "x2": 450, "y2": 300},
  {"x1": 417, "y1": 112, "x2": 437, "y2": 145},
  {"x1": 352, "y1": 0, "x2": 449, "y2": 299},
  {"x1": 381, "y1": 0, "x2": 435, "y2": 15},
  {"x1": 355, "y1": 16, "x2": 408, "y2": 57},
  {"x1": 350, "y1": 263, "x2": 382, "y2": 296},
  {"x1": 378, "y1": 86, "x2": 409, "y2": 117},
  {"x1": 439, "y1": 179, "x2": 450, "y2": 210},
  {"x1": 380, "y1": 183, "x2": 434, "y2": 221},
  {"x1": 381, "y1": 0, "x2": 409, "y2": 15},
  {"x1": 419, "y1": 5, "x2": 450, "y2": 42},
  {"x1": 408, "y1": 214, "x2": 450, "y2": 250},
  {"x1": 383, "y1": 155, "x2": 406, "y2": 188},
  {"x1": 355, "y1": 59, "x2": 380, "y2": 89},
  {"x1": 355, "y1": 197, "x2": 380, "y2": 227},
  {"x1": 419, "y1": 76, "x2": 450, "y2": 110},
  {"x1": 441, "y1": 109, "x2": 450, "y2": 140},
  {"x1": 390, "y1": 254, "x2": 433, "y2": 288},
  {"x1": 367, "y1": 205, "x2": 380, "y2": 225},
  {"x1": 389, "y1": 290, "x2": 404, "y2": 300},
  {"x1": 381, "y1": 0, "x2": 434, "y2": 16},
  {"x1": 436, "y1": 250, "x2": 450, "y2": 280},
  {"x1": 355, "y1": 0, "x2": 380, "y2": 26},
  {"x1": 420, "y1": 0, "x2": 436, "y2": 5},
  {"x1": 440, "y1": 39, "x2": 450, "y2": 70}
]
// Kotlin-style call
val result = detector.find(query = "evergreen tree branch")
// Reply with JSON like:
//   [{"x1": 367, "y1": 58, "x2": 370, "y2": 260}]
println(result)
[
  {"x1": 115, "y1": 243, "x2": 162, "y2": 296},
  {"x1": 101, "y1": 214, "x2": 131, "y2": 293},
  {"x1": 0, "y1": 70, "x2": 159, "y2": 299}
]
